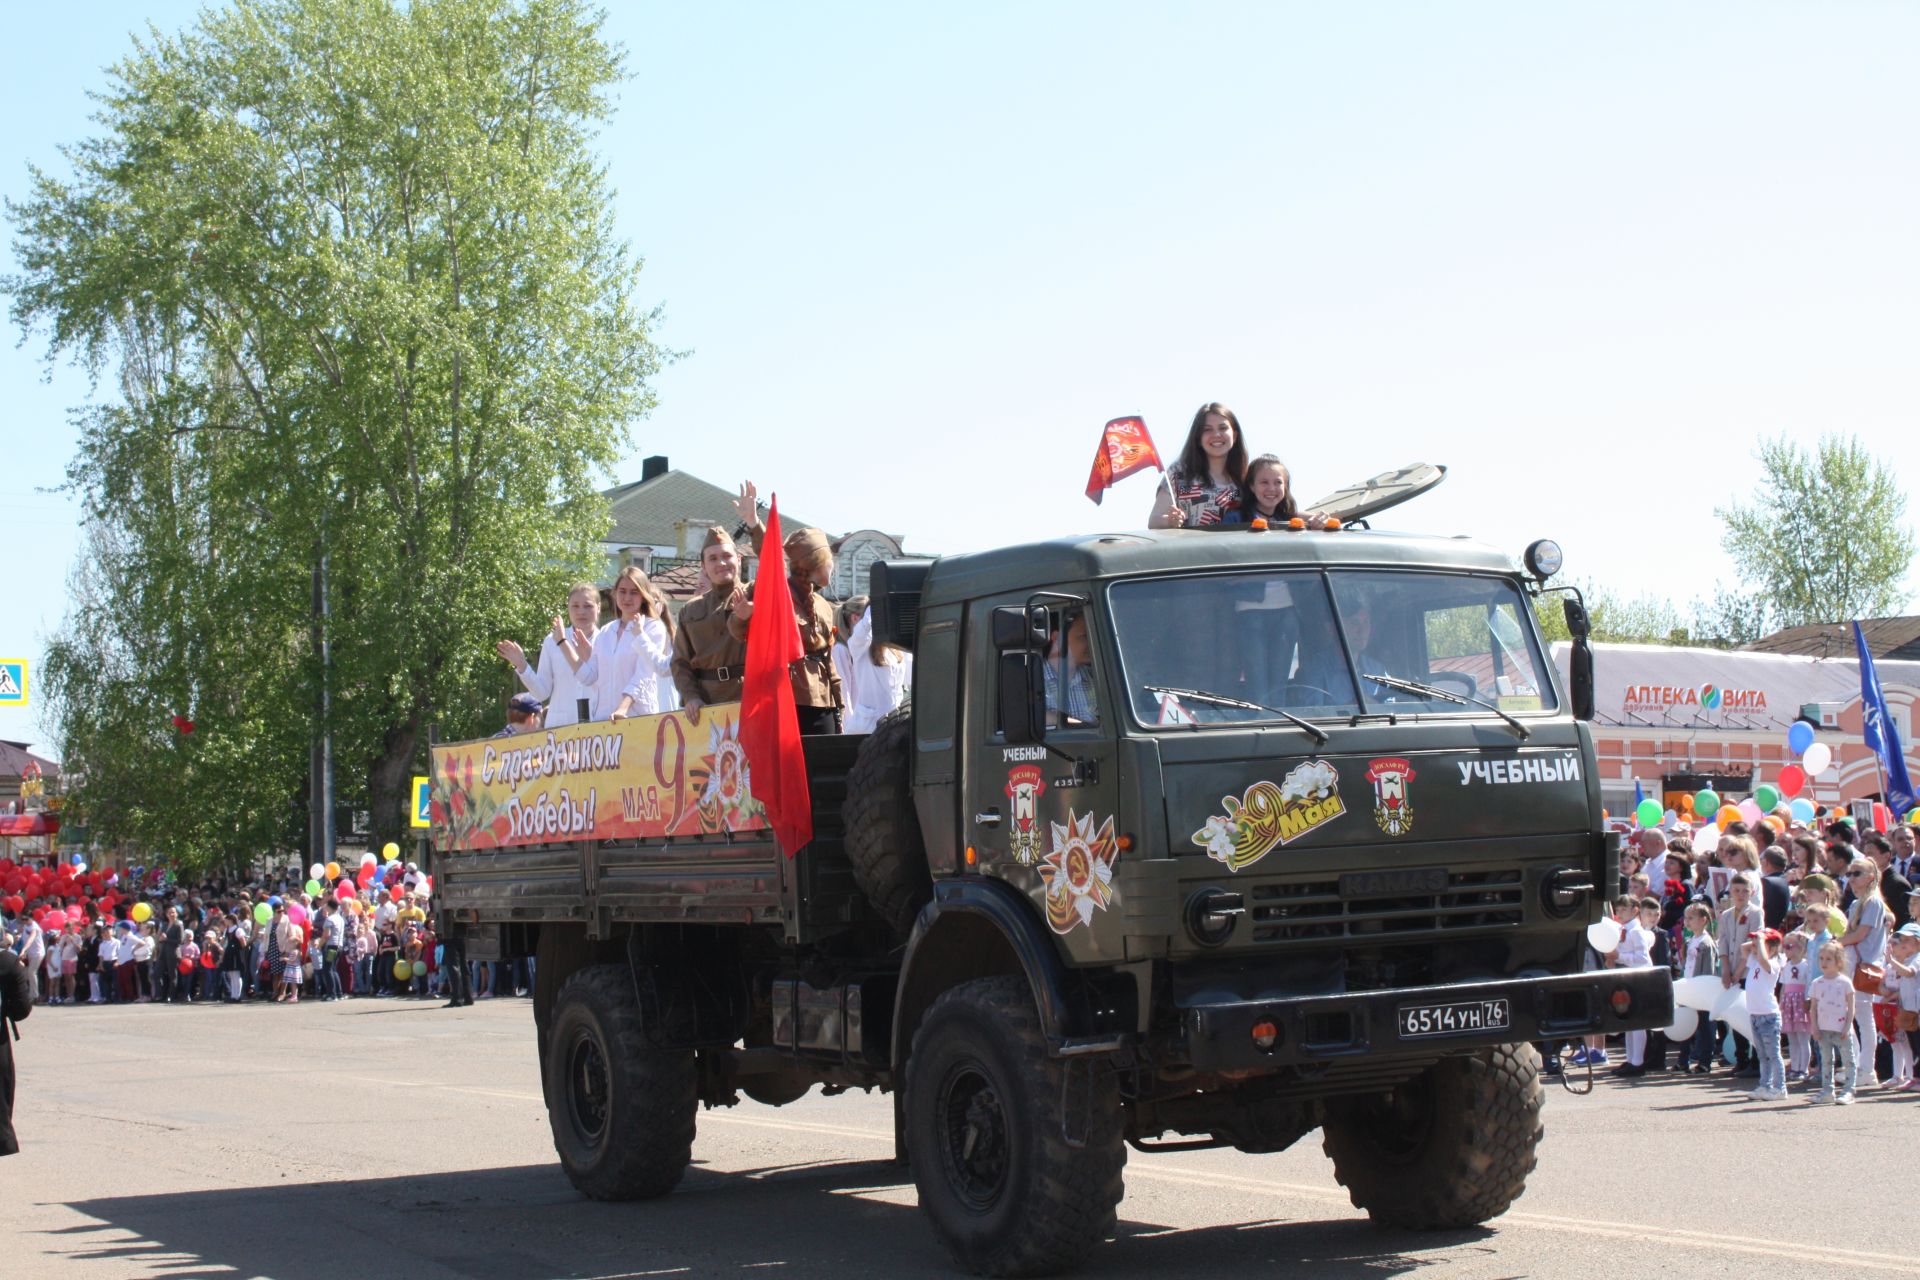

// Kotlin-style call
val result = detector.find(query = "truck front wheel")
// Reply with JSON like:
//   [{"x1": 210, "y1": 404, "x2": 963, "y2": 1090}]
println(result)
[
  {"x1": 906, "y1": 977, "x2": 1125, "y2": 1277},
  {"x1": 1320, "y1": 1043, "x2": 1543, "y2": 1229},
  {"x1": 545, "y1": 963, "x2": 697, "y2": 1201}
]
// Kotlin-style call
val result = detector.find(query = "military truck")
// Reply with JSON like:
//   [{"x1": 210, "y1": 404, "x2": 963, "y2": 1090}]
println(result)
[{"x1": 429, "y1": 518, "x2": 1671, "y2": 1278}]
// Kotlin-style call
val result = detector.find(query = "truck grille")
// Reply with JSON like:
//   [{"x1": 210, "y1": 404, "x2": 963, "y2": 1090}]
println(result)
[{"x1": 1247, "y1": 870, "x2": 1525, "y2": 943}]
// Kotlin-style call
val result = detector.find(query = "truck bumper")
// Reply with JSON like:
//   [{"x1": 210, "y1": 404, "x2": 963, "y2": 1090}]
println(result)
[{"x1": 1180, "y1": 968, "x2": 1673, "y2": 1070}]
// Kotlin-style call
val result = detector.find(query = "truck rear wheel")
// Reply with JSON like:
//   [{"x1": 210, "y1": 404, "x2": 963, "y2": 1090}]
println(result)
[
  {"x1": 1320, "y1": 1043, "x2": 1543, "y2": 1229},
  {"x1": 545, "y1": 963, "x2": 697, "y2": 1201},
  {"x1": 906, "y1": 977, "x2": 1125, "y2": 1277},
  {"x1": 844, "y1": 705, "x2": 932, "y2": 939}
]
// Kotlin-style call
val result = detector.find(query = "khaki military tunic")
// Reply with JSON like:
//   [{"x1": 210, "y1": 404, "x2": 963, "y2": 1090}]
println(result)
[
  {"x1": 727, "y1": 578, "x2": 843, "y2": 710},
  {"x1": 672, "y1": 583, "x2": 750, "y2": 706}
]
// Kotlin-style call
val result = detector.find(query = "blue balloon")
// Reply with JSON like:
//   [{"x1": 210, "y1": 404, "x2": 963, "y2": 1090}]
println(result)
[
  {"x1": 1789, "y1": 797, "x2": 1817, "y2": 824},
  {"x1": 1787, "y1": 720, "x2": 1815, "y2": 756}
]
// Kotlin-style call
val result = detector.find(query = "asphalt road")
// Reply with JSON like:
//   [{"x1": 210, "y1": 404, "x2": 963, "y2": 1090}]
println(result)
[{"x1": 8, "y1": 997, "x2": 1917, "y2": 1280}]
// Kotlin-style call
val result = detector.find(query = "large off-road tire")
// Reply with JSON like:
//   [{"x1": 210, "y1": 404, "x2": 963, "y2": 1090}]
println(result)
[
  {"x1": 844, "y1": 704, "x2": 932, "y2": 939},
  {"x1": 545, "y1": 963, "x2": 697, "y2": 1201},
  {"x1": 1321, "y1": 1043, "x2": 1543, "y2": 1229},
  {"x1": 906, "y1": 977, "x2": 1126, "y2": 1277}
]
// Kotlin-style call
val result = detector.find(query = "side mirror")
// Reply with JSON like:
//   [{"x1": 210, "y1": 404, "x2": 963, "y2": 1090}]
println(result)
[
  {"x1": 998, "y1": 651, "x2": 1047, "y2": 744},
  {"x1": 1561, "y1": 596, "x2": 1590, "y2": 639},
  {"x1": 1568, "y1": 635, "x2": 1595, "y2": 723},
  {"x1": 991, "y1": 605, "x2": 1050, "y2": 652}
]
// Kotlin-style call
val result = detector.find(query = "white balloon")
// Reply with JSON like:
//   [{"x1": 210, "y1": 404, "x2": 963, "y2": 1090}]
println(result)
[
  {"x1": 1672, "y1": 975, "x2": 1723, "y2": 1013},
  {"x1": 1691, "y1": 823, "x2": 1719, "y2": 854},
  {"x1": 1662, "y1": 1006, "x2": 1700, "y2": 1042},
  {"x1": 1722, "y1": 999, "x2": 1754, "y2": 1046},
  {"x1": 1802, "y1": 742, "x2": 1833, "y2": 775},
  {"x1": 1586, "y1": 917, "x2": 1623, "y2": 952},
  {"x1": 1710, "y1": 983, "x2": 1743, "y2": 1023}
]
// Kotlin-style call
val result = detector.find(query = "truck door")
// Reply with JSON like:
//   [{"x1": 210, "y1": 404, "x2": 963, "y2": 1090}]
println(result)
[{"x1": 963, "y1": 591, "x2": 1126, "y2": 964}]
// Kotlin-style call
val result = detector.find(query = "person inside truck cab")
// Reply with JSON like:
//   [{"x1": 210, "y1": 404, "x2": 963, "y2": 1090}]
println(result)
[
  {"x1": 1148, "y1": 403, "x2": 1247, "y2": 529},
  {"x1": 1044, "y1": 612, "x2": 1099, "y2": 726}
]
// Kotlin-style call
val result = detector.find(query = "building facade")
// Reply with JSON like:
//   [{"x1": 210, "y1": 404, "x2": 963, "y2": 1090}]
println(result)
[{"x1": 1555, "y1": 641, "x2": 1920, "y2": 820}]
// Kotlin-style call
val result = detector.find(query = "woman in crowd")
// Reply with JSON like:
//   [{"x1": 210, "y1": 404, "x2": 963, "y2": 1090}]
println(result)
[
  {"x1": 602, "y1": 566, "x2": 678, "y2": 722},
  {"x1": 843, "y1": 604, "x2": 913, "y2": 734},
  {"x1": 1148, "y1": 403, "x2": 1248, "y2": 529},
  {"x1": 1840, "y1": 858, "x2": 1891, "y2": 1090},
  {"x1": 498, "y1": 581, "x2": 603, "y2": 727}
]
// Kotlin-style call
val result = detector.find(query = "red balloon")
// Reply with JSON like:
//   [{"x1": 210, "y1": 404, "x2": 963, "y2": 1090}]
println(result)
[
  {"x1": 200, "y1": 950, "x2": 218, "y2": 969},
  {"x1": 1777, "y1": 764, "x2": 1806, "y2": 798},
  {"x1": 177, "y1": 958, "x2": 194, "y2": 974}
]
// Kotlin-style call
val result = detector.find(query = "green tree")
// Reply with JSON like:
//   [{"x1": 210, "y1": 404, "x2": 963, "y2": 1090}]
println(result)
[
  {"x1": 1532, "y1": 579, "x2": 1762, "y2": 650},
  {"x1": 1717, "y1": 435, "x2": 1915, "y2": 627},
  {"x1": 9, "y1": 0, "x2": 660, "y2": 871}
]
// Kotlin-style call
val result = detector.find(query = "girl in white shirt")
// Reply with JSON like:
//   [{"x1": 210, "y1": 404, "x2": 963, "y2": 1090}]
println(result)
[
  {"x1": 833, "y1": 598, "x2": 868, "y2": 731},
  {"x1": 498, "y1": 582, "x2": 602, "y2": 727},
  {"x1": 842, "y1": 610, "x2": 913, "y2": 734},
  {"x1": 605, "y1": 566, "x2": 676, "y2": 722}
]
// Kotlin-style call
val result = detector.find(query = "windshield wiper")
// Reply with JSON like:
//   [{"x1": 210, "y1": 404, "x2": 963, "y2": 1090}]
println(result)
[
  {"x1": 1142, "y1": 685, "x2": 1330, "y2": 746},
  {"x1": 1363, "y1": 673, "x2": 1530, "y2": 740}
]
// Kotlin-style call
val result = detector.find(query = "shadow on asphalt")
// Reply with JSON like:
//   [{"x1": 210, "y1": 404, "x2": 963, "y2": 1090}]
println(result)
[{"x1": 43, "y1": 1154, "x2": 1494, "y2": 1279}]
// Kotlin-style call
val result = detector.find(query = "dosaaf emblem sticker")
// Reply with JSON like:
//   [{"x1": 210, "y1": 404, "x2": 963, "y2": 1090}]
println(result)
[
  {"x1": 1190, "y1": 759, "x2": 1345, "y2": 872},
  {"x1": 1005, "y1": 765, "x2": 1047, "y2": 865},
  {"x1": 1366, "y1": 756, "x2": 1416, "y2": 836}
]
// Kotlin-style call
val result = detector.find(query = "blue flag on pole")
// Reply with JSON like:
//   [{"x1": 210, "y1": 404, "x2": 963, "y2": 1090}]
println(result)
[{"x1": 1853, "y1": 621, "x2": 1918, "y2": 815}]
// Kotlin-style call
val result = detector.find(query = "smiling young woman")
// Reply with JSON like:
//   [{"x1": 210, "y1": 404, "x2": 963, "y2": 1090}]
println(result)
[{"x1": 1149, "y1": 402, "x2": 1249, "y2": 529}]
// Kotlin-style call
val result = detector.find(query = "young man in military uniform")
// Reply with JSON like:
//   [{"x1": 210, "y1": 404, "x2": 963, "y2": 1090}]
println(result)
[
  {"x1": 671, "y1": 525, "x2": 752, "y2": 716},
  {"x1": 730, "y1": 482, "x2": 844, "y2": 735}
]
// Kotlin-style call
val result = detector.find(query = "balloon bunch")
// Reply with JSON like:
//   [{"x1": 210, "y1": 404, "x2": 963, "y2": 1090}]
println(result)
[{"x1": 3, "y1": 855, "x2": 122, "y2": 934}]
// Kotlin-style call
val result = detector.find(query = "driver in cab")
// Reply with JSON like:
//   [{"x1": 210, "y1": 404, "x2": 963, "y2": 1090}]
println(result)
[{"x1": 1044, "y1": 613, "x2": 1099, "y2": 727}]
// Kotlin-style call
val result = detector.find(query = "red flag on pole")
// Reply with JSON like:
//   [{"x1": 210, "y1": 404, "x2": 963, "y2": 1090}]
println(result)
[
  {"x1": 739, "y1": 496, "x2": 814, "y2": 857},
  {"x1": 1085, "y1": 415, "x2": 1164, "y2": 504}
]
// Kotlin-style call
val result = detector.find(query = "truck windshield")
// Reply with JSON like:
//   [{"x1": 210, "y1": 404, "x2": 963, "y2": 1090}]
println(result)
[{"x1": 1107, "y1": 570, "x2": 1556, "y2": 727}]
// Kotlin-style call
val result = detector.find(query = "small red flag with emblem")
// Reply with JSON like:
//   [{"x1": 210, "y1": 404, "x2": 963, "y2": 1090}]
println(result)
[
  {"x1": 1085, "y1": 415, "x2": 1164, "y2": 504},
  {"x1": 738, "y1": 496, "x2": 814, "y2": 857}
]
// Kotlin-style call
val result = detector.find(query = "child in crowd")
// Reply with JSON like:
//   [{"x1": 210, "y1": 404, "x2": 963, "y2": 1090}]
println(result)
[
  {"x1": 1678, "y1": 902, "x2": 1719, "y2": 1074},
  {"x1": 1742, "y1": 928, "x2": 1786, "y2": 1101},
  {"x1": 1612, "y1": 895, "x2": 1657, "y2": 1077},
  {"x1": 1779, "y1": 931, "x2": 1814, "y2": 1081},
  {"x1": 1885, "y1": 923, "x2": 1920, "y2": 1089},
  {"x1": 1807, "y1": 940, "x2": 1856, "y2": 1105}
]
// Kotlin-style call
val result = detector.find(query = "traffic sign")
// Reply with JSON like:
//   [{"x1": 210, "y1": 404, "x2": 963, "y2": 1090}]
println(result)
[
  {"x1": 411, "y1": 775, "x2": 432, "y2": 828},
  {"x1": 0, "y1": 659, "x2": 26, "y2": 708}
]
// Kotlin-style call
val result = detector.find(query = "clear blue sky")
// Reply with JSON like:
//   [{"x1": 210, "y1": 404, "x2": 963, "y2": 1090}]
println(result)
[{"x1": 4, "y1": 2, "x2": 1917, "y2": 757}]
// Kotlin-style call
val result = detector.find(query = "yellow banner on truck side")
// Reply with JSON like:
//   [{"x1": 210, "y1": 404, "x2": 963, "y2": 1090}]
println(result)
[{"x1": 428, "y1": 705, "x2": 766, "y2": 852}]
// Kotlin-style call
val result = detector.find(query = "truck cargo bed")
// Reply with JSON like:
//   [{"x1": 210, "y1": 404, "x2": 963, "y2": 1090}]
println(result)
[{"x1": 435, "y1": 733, "x2": 870, "y2": 944}]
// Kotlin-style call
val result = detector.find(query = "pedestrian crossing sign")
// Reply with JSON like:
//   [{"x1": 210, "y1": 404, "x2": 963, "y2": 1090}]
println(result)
[
  {"x1": 0, "y1": 659, "x2": 25, "y2": 708},
  {"x1": 412, "y1": 775, "x2": 432, "y2": 828}
]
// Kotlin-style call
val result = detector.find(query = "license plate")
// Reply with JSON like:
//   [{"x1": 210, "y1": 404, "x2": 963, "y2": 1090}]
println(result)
[{"x1": 1397, "y1": 997, "x2": 1510, "y2": 1040}]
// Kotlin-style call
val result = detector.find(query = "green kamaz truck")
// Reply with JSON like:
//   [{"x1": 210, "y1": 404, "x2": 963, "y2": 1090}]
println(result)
[{"x1": 429, "y1": 517, "x2": 1671, "y2": 1278}]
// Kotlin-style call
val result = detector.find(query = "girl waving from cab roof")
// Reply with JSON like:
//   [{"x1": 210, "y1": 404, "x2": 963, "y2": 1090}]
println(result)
[{"x1": 1148, "y1": 402, "x2": 1247, "y2": 529}]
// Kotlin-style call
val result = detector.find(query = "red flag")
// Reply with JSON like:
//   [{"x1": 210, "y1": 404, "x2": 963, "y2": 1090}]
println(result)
[
  {"x1": 739, "y1": 496, "x2": 814, "y2": 856},
  {"x1": 1085, "y1": 415, "x2": 1164, "y2": 504}
]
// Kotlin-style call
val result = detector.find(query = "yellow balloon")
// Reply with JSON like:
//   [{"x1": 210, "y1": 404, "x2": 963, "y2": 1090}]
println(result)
[
  {"x1": 131, "y1": 901, "x2": 152, "y2": 923},
  {"x1": 382, "y1": 842, "x2": 400, "y2": 862}
]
